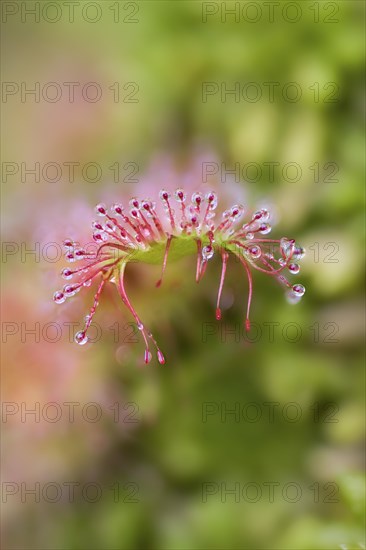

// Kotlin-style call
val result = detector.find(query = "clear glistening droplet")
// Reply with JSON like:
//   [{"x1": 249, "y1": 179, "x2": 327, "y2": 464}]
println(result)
[
  {"x1": 259, "y1": 223, "x2": 271, "y2": 235},
  {"x1": 112, "y1": 204, "x2": 123, "y2": 215},
  {"x1": 248, "y1": 245, "x2": 261, "y2": 259},
  {"x1": 74, "y1": 331, "x2": 88, "y2": 345},
  {"x1": 95, "y1": 203, "x2": 107, "y2": 216},
  {"x1": 293, "y1": 246, "x2": 305, "y2": 260},
  {"x1": 65, "y1": 252, "x2": 76, "y2": 263},
  {"x1": 61, "y1": 268, "x2": 73, "y2": 280},
  {"x1": 53, "y1": 291, "x2": 65, "y2": 304},
  {"x1": 205, "y1": 192, "x2": 218, "y2": 209},
  {"x1": 63, "y1": 239, "x2": 74, "y2": 249},
  {"x1": 288, "y1": 263, "x2": 300, "y2": 274},
  {"x1": 192, "y1": 192, "x2": 203, "y2": 206},
  {"x1": 64, "y1": 285, "x2": 76, "y2": 297},
  {"x1": 202, "y1": 245, "x2": 214, "y2": 260},
  {"x1": 280, "y1": 238, "x2": 293, "y2": 258},
  {"x1": 292, "y1": 284, "x2": 305, "y2": 297},
  {"x1": 159, "y1": 189, "x2": 169, "y2": 201},
  {"x1": 230, "y1": 204, "x2": 244, "y2": 221},
  {"x1": 174, "y1": 188, "x2": 186, "y2": 202}
]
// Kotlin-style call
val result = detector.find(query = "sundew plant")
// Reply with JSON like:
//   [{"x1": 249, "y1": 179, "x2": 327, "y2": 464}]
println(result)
[{"x1": 54, "y1": 187, "x2": 306, "y2": 364}]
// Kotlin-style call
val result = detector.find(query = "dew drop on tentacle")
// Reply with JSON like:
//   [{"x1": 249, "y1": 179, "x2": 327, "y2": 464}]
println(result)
[
  {"x1": 253, "y1": 209, "x2": 270, "y2": 222},
  {"x1": 190, "y1": 215, "x2": 198, "y2": 226},
  {"x1": 64, "y1": 284, "x2": 77, "y2": 297},
  {"x1": 174, "y1": 188, "x2": 186, "y2": 202},
  {"x1": 292, "y1": 246, "x2": 305, "y2": 260},
  {"x1": 141, "y1": 200, "x2": 157, "y2": 220},
  {"x1": 65, "y1": 251, "x2": 76, "y2": 262},
  {"x1": 291, "y1": 284, "x2": 305, "y2": 297},
  {"x1": 205, "y1": 191, "x2": 218, "y2": 210},
  {"x1": 159, "y1": 189, "x2": 170, "y2": 201},
  {"x1": 53, "y1": 291, "x2": 66, "y2": 304},
  {"x1": 260, "y1": 209, "x2": 270, "y2": 221},
  {"x1": 280, "y1": 238, "x2": 294, "y2": 258},
  {"x1": 111, "y1": 204, "x2": 123, "y2": 216},
  {"x1": 61, "y1": 268, "x2": 73, "y2": 280},
  {"x1": 259, "y1": 223, "x2": 271, "y2": 235},
  {"x1": 191, "y1": 192, "x2": 203, "y2": 209},
  {"x1": 95, "y1": 203, "x2": 107, "y2": 216},
  {"x1": 288, "y1": 263, "x2": 300, "y2": 274},
  {"x1": 248, "y1": 245, "x2": 262, "y2": 259},
  {"x1": 93, "y1": 231, "x2": 106, "y2": 242},
  {"x1": 144, "y1": 350, "x2": 152, "y2": 364},
  {"x1": 202, "y1": 245, "x2": 214, "y2": 260},
  {"x1": 74, "y1": 248, "x2": 86, "y2": 258},
  {"x1": 157, "y1": 349, "x2": 165, "y2": 365},
  {"x1": 130, "y1": 208, "x2": 139, "y2": 219},
  {"x1": 92, "y1": 221, "x2": 103, "y2": 231},
  {"x1": 230, "y1": 204, "x2": 245, "y2": 221},
  {"x1": 63, "y1": 238, "x2": 74, "y2": 249},
  {"x1": 129, "y1": 198, "x2": 140, "y2": 209},
  {"x1": 252, "y1": 211, "x2": 262, "y2": 221},
  {"x1": 74, "y1": 331, "x2": 88, "y2": 345}
]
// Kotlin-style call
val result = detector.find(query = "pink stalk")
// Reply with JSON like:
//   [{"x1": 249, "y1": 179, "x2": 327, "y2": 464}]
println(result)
[
  {"x1": 237, "y1": 254, "x2": 253, "y2": 332},
  {"x1": 216, "y1": 251, "x2": 229, "y2": 320}
]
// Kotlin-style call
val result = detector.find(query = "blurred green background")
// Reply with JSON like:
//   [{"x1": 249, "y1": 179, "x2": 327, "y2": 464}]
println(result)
[{"x1": 1, "y1": 1, "x2": 365, "y2": 549}]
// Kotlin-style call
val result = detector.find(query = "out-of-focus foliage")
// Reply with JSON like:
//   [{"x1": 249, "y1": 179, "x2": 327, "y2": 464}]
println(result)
[{"x1": 1, "y1": 1, "x2": 364, "y2": 549}]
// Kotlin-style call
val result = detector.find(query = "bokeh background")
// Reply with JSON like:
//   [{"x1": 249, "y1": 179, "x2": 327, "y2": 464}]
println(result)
[{"x1": 1, "y1": 1, "x2": 365, "y2": 549}]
